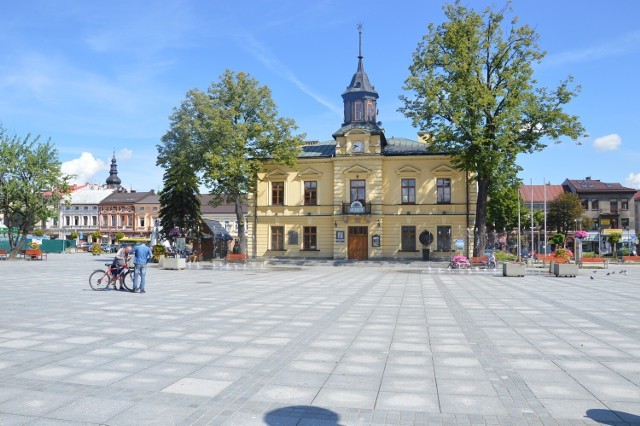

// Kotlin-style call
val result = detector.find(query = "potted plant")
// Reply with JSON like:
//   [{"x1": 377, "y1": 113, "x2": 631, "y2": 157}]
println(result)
[
  {"x1": 152, "y1": 244, "x2": 166, "y2": 263},
  {"x1": 90, "y1": 243, "x2": 103, "y2": 256}
]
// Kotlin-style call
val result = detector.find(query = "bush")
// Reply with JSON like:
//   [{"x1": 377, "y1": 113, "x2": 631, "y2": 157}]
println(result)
[
  {"x1": 554, "y1": 248, "x2": 571, "y2": 261},
  {"x1": 152, "y1": 244, "x2": 166, "y2": 263},
  {"x1": 582, "y1": 251, "x2": 597, "y2": 258},
  {"x1": 495, "y1": 251, "x2": 516, "y2": 262},
  {"x1": 90, "y1": 243, "x2": 103, "y2": 255}
]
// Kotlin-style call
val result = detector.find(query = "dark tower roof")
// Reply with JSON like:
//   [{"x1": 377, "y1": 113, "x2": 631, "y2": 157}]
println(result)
[
  {"x1": 334, "y1": 24, "x2": 385, "y2": 143},
  {"x1": 105, "y1": 152, "x2": 122, "y2": 188}
]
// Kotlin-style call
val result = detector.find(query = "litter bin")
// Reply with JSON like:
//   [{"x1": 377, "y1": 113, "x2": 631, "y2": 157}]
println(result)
[{"x1": 422, "y1": 248, "x2": 430, "y2": 261}]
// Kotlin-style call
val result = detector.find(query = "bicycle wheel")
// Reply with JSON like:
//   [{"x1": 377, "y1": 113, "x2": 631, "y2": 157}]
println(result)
[
  {"x1": 120, "y1": 269, "x2": 134, "y2": 292},
  {"x1": 89, "y1": 270, "x2": 111, "y2": 291}
]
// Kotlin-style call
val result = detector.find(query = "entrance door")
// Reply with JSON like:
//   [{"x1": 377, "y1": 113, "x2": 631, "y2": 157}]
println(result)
[{"x1": 348, "y1": 226, "x2": 368, "y2": 260}]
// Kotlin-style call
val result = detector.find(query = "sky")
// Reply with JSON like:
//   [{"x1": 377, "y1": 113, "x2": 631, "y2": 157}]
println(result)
[{"x1": 1, "y1": 0, "x2": 639, "y2": 192}]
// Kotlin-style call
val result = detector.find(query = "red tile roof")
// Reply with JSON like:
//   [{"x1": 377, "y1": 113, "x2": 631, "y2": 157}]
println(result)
[{"x1": 519, "y1": 185, "x2": 565, "y2": 203}]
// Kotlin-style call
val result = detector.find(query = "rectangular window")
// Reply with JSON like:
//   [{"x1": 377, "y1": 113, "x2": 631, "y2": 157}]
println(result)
[
  {"x1": 437, "y1": 226, "x2": 452, "y2": 251},
  {"x1": 140, "y1": 218, "x2": 145, "y2": 227},
  {"x1": 437, "y1": 178, "x2": 451, "y2": 203},
  {"x1": 592, "y1": 199, "x2": 599, "y2": 210},
  {"x1": 350, "y1": 180, "x2": 366, "y2": 204},
  {"x1": 271, "y1": 226, "x2": 284, "y2": 250},
  {"x1": 74, "y1": 216, "x2": 79, "y2": 226},
  {"x1": 354, "y1": 101, "x2": 363, "y2": 120},
  {"x1": 401, "y1": 226, "x2": 416, "y2": 251},
  {"x1": 303, "y1": 226, "x2": 317, "y2": 250},
  {"x1": 139, "y1": 207, "x2": 145, "y2": 211},
  {"x1": 111, "y1": 216, "x2": 117, "y2": 226},
  {"x1": 92, "y1": 216, "x2": 97, "y2": 226},
  {"x1": 622, "y1": 218, "x2": 630, "y2": 228},
  {"x1": 610, "y1": 199, "x2": 618, "y2": 213},
  {"x1": 581, "y1": 199, "x2": 588, "y2": 210},
  {"x1": 83, "y1": 216, "x2": 88, "y2": 226},
  {"x1": 304, "y1": 181, "x2": 317, "y2": 206},
  {"x1": 621, "y1": 199, "x2": 628, "y2": 210},
  {"x1": 272, "y1": 182, "x2": 285, "y2": 205},
  {"x1": 401, "y1": 179, "x2": 416, "y2": 204}
]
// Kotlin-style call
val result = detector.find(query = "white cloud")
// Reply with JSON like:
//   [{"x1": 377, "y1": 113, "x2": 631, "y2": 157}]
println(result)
[
  {"x1": 117, "y1": 148, "x2": 133, "y2": 161},
  {"x1": 624, "y1": 172, "x2": 640, "y2": 189},
  {"x1": 238, "y1": 34, "x2": 342, "y2": 118},
  {"x1": 546, "y1": 31, "x2": 640, "y2": 66},
  {"x1": 593, "y1": 134, "x2": 621, "y2": 151},
  {"x1": 61, "y1": 152, "x2": 108, "y2": 185}
]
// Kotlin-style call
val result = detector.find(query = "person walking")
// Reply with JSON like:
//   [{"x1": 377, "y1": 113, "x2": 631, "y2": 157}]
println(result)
[{"x1": 131, "y1": 242, "x2": 152, "y2": 293}]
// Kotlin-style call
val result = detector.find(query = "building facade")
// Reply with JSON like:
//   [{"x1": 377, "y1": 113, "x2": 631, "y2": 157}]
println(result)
[
  {"x1": 248, "y1": 33, "x2": 477, "y2": 260},
  {"x1": 58, "y1": 184, "x2": 116, "y2": 242},
  {"x1": 563, "y1": 177, "x2": 637, "y2": 253}
]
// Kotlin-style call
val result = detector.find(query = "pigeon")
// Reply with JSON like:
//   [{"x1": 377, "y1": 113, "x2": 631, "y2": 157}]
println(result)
[
  {"x1": 611, "y1": 271, "x2": 616, "y2": 274},
  {"x1": 606, "y1": 272, "x2": 610, "y2": 276},
  {"x1": 593, "y1": 270, "x2": 597, "y2": 273},
  {"x1": 590, "y1": 276, "x2": 594, "y2": 280}
]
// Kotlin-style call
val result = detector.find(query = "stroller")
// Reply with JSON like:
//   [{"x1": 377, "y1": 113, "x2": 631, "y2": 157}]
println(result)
[{"x1": 448, "y1": 255, "x2": 470, "y2": 269}]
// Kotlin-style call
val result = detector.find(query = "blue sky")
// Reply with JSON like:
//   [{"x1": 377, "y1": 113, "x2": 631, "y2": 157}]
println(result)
[{"x1": 1, "y1": 0, "x2": 639, "y2": 191}]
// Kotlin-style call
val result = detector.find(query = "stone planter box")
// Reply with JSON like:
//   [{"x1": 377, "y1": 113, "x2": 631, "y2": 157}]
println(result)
[
  {"x1": 503, "y1": 262, "x2": 526, "y2": 277},
  {"x1": 163, "y1": 257, "x2": 186, "y2": 270},
  {"x1": 554, "y1": 263, "x2": 578, "y2": 277}
]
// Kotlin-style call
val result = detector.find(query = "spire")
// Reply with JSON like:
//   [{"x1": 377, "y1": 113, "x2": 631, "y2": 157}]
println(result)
[
  {"x1": 105, "y1": 151, "x2": 122, "y2": 189},
  {"x1": 344, "y1": 23, "x2": 377, "y2": 95}
]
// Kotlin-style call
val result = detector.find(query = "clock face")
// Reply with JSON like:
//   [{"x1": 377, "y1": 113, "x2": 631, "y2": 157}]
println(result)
[{"x1": 353, "y1": 141, "x2": 363, "y2": 152}]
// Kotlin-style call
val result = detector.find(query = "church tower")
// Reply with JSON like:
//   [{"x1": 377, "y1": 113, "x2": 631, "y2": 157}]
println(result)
[
  {"x1": 333, "y1": 25, "x2": 386, "y2": 155},
  {"x1": 105, "y1": 152, "x2": 123, "y2": 191}
]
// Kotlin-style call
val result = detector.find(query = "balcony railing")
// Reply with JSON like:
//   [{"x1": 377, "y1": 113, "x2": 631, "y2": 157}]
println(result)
[{"x1": 341, "y1": 201, "x2": 372, "y2": 215}]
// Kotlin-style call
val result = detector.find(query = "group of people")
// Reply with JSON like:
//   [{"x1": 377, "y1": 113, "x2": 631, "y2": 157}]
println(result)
[{"x1": 111, "y1": 242, "x2": 152, "y2": 293}]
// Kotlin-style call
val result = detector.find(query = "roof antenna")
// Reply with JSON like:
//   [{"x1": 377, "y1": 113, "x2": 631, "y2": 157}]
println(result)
[{"x1": 357, "y1": 23, "x2": 363, "y2": 60}]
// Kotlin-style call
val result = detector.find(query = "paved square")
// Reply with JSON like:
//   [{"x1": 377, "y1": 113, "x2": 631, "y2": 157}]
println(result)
[{"x1": 0, "y1": 254, "x2": 640, "y2": 425}]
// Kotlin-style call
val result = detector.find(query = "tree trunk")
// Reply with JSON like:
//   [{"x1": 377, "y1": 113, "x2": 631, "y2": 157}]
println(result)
[
  {"x1": 235, "y1": 198, "x2": 246, "y2": 255},
  {"x1": 474, "y1": 176, "x2": 490, "y2": 257}
]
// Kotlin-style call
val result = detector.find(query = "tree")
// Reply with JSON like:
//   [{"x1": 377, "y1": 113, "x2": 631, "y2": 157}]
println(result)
[
  {"x1": 115, "y1": 232, "x2": 125, "y2": 242},
  {"x1": 547, "y1": 193, "x2": 584, "y2": 236},
  {"x1": 0, "y1": 127, "x2": 70, "y2": 259},
  {"x1": 486, "y1": 167, "x2": 521, "y2": 231},
  {"x1": 157, "y1": 158, "x2": 202, "y2": 242},
  {"x1": 400, "y1": 1, "x2": 585, "y2": 256},
  {"x1": 157, "y1": 70, "x2": 305, "y2": 255},
  {"x1": 608, "y1": 232, "x2": 622, "y2": 258}
]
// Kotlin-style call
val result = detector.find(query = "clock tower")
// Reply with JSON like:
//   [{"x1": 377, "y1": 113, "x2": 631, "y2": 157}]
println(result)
[{"x1": 333, "y1": 24, "x2": 386, "y2": 155}]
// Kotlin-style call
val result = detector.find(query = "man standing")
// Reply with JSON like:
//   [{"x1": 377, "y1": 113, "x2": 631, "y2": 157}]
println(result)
[{"x1": 131, "y1": 242, "x2": 152, "y2": 293}]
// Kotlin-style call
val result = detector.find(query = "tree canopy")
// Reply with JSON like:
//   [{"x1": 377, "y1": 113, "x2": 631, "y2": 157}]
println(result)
[
  {"x1": 0, "y1": 126, "x2": 70, "y2": 258},
  {"x1": 157, "y1": 70, "x2": 305, "y2": 254},
  {"x1": 547, "y1": 192, "x2": 584, "y2": 235},
  {"x1": 400, "y1": 1, "x2": 585, "y2": 256}
]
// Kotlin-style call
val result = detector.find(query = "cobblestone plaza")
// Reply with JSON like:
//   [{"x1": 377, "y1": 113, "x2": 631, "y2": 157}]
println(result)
[{"x1": 0, "y1": 254, "x2": 639, "y2": 425}]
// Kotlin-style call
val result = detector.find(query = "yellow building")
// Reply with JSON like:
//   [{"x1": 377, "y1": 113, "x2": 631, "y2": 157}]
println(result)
[{"x1": 248, "y1": 36, "x2": 476, "y2": 261}]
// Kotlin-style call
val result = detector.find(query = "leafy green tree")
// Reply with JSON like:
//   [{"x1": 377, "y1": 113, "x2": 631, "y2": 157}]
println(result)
[
  {"x1": 115, "y1": 232, "x2": 125, "y2": 242},
  {"x1": 157, "y1": 157, "x2": 202, "y2": 242},
  {"x1": 486, "y1": 167, "x2": 521, "y2": 231},
  {"x1": 608, "y1": 232, "x2": 622, "y2": 258},
  {"x1": 400, "y1": 1, "x2": 585, "y2": 256},
  {"x1": 549, "y1": 233, "x2": 565, "y2": 249},
  {"x1": 91, "y1": 230, "x2": 102, "y2": 242},
  {"x1": 157, "y1": 70, "x2": 305, "y2": 255},
  {"x1": 0, "y1": 127, "x2": 70, "y2": 259},
  {"x1": 547, "y1": 193, "x2": 584, "y2": 236}
]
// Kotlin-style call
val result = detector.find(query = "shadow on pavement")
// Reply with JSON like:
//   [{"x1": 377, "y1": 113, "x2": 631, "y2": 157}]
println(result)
[
  {"x1": 265, "y1": 406, "x2": 340, "y2": 425},
  {"x1": 585, "y1": 409, "x2": 640, "y2": 424}
]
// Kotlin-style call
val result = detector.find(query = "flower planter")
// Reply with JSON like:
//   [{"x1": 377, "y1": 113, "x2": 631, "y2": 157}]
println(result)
[
  {"x1": 163, "y1": 257, "x2": 186, "y2": 270},
  {"x1": 503, "y1": 262, "x2": 526, "y2": 277},
  {"x1": 554, "y1": 263, "x2": 578, "y2": 277}
]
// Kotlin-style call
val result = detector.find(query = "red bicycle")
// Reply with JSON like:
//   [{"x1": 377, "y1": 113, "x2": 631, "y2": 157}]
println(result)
[{"x1": 89, "y1": 263, "x2": 134, "y2": 291}]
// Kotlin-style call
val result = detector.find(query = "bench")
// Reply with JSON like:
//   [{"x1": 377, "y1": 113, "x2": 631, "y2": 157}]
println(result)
[
  {"x1": 622, "y1": 255, "x2": 640, "y2": 263},
  {"x1": 579, "y1": 257, "x2": 608, "y2": 268},
  {"x1": 225, "y1": 253, "x2": 247, "y2": 264},
  {"x1": 0, "y1": 250, "x2": 7, "y2": 260},
  {"x1": 25, "y1": 249, "x2": 47, "y2": 260},
  {"x1": 471, "y1": 256, "x2": 489, "y2": 268}
]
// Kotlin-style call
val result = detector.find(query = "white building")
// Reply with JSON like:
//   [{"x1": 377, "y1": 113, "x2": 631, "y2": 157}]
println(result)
[{"x1": 58, "y1": 184, "x2": 116, "y2": 241}]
